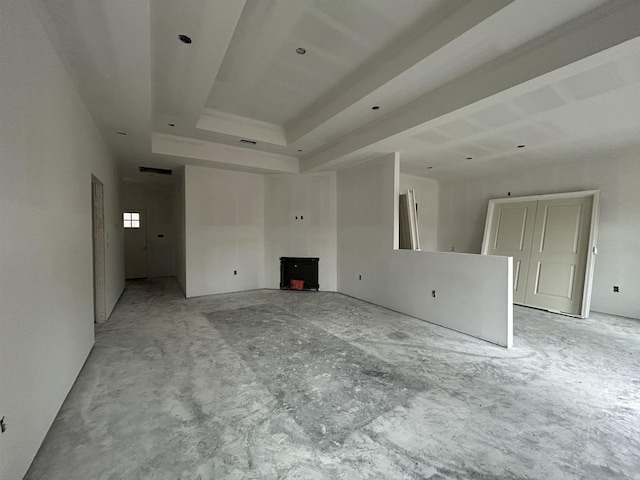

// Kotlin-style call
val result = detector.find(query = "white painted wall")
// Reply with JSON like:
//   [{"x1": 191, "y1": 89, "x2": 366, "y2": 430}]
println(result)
[
  {"x1": 438, "y1": 146, "x2": 640, "y2": 319},
  {"x1": 399, "y1": 174, "x2": 439, "y2": 251},
  {"x1": 264, "y1": 173, "x2": 337, "y2": 291},
  {"x1": 0, "y1": 1, "x2": 125, "y2": 478},
  {"x1": 185, "y1": 165, "x2": 265, "y2": 297},
  {"x1": 123, "y1": 183, "x2": 176, "y2": 278},
  {"x1": 337, "y1": 155, "x2": 512, "y2": 347}
]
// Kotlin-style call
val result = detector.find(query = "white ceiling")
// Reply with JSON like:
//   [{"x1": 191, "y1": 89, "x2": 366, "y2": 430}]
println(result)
[{"x1": 32, "y1": 0, "x2": 640, "y2": 183}]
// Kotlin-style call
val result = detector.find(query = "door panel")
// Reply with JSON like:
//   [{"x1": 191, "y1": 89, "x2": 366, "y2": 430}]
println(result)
[
  {"x1": 495, "y1": 206, "x2": 530, "y2": 251},
  {"x1": 533, "y1": 262, "x2": 575, "y2": 298},
  {"x1": 124, "y1": 209, "x2": 147, "y2": 279},
  {"x1": 524, "y1": 197, "x2": 592, "y2": 314},
  {"x1": 538, "y1": 204, "x2": 582, "y2": 253},
  {"x1": 486, "y1": 202, "x2": 537, "y2": 304},
  {"x1": 91, "y1": 178, "x2": 106, "y2": 322}
]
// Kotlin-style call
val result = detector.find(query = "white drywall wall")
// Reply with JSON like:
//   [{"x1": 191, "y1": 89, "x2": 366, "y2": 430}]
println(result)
[
  {"x1": 123, "y1": 183, "x2": 176, "y2": 278},
  {"x1": 337, "y1": 155, "x2": 512, "y2": 347},
  {"x1": 0, "y1": 1, "x2": 125, "y2": 478},
  {"x1": 399, "y1": 174, "x2": 439, "y2": 251},
  {"x1": 185, "y1": 166, "x2": 265, "y2": 297},
  {"x1": 438, "y1": 146, "x2": 640, "y2": 319},
  {"x1": 264, "y1": 173, "x2": 337, "y2": 291}
]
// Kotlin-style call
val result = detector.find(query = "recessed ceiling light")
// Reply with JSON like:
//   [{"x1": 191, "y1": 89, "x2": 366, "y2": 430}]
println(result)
[
  {"x1": 178, "y1": 34, "x2": 192, "y2": 44},
  {"x1": 168, "y1": 123, "x2": 175, "y2": 127},
  {"x1": 466, "y1": 157, "x2": 473, "y2": 160},
  {"x1": 296, "y1": 47, "x2": 306, "y2": 55},
  {"x1": 116, "y1": 131, "x2": 127, "y2": 135},
  {"x1": 517, "y1": 144, "x2": 526, "y2": 148},
  {"x1": 371, "y1": 105, "x2": 380, "y2": 110}
]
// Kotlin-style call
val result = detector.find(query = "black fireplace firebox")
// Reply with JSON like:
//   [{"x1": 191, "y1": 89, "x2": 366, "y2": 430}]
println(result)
[{"x1": 280, "y1": 257, "x2": 319, "y2": 291}]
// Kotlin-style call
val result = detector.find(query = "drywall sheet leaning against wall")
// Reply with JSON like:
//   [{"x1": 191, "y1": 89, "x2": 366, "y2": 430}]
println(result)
[
  {"x1": 399, "y1": 190, "x2": 420, "y2": 250},
  {"x1": 337, "y1": 153, "x2": 512, "y2": 347}
]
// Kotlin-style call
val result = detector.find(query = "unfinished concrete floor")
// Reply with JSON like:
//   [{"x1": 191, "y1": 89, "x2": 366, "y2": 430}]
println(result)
[{"x1": 25, "y1": 278, "x2": 640, "y2": 480}]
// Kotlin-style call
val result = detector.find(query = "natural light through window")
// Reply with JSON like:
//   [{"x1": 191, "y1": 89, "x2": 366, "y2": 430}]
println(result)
[{"x1": 123, "y1": 212, "x2": 140, "y2": 229}]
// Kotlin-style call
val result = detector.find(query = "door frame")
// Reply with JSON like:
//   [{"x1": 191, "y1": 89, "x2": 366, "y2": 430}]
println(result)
[
  {"x1": 481, "y1": 190, "x2": 600, "y2": 318},
  {"x1": 91, "y1": 175, "x2": 107, "y2": 323}
]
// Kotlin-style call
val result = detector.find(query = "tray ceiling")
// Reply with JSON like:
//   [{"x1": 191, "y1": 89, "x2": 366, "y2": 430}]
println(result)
[{"x1": 31, "y1": 0, "x2": 640, "y2": 182}]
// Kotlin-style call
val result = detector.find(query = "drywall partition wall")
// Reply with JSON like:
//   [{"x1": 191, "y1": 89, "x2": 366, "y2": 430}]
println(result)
[
  {"x1": 0, "y1": 1, "x2": 125, "y2": 478},
  {"x1": 123, "y1": 183, "x2": 177, "y2": 278},
  {"x1": 337, "y1": 154, "x2": 512, "y2": 347},
  {"x1": 399, "y1": 174, "x2": 438, "y2": 251},
  {"x1": 385, "y1": 251, "x2": 512, "y2": 346},
  {"x1": 185, "y1": 165, "x2": 265, "y2": 297},
  {"x1": 438, "y1": 146, "x2": 640, "y2": 319},
  {"x1": 337, "y1": 154, "x2": 400, "y2": 300},
  {"x1": 264, "y1": 172, "x2": 337, "y2": 291}
]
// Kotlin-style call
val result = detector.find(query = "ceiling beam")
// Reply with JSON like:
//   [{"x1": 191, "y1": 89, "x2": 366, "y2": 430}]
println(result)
[
  {"x1": 196, "y1": 109, "x2": 287, "y2": 146},
  {"x1": 285, "y1": 0, "x2": 515, "y2": 145},
  {"x1": 152, "y1": 133, "x2": 298, "y2": 173},
  {"x1": 300, "y1": 0, "x2": 640, "y2": 172}
]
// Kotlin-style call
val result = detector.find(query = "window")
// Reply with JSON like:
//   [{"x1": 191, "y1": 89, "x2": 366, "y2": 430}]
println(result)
[{"x1": 123, "y1": 212, "x2": 140, "y2": 229}]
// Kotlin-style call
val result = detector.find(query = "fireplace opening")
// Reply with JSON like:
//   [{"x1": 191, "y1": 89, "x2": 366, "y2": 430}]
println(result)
[{"x1": 280, "y1": 257, "x2": 319, "y2": 291}]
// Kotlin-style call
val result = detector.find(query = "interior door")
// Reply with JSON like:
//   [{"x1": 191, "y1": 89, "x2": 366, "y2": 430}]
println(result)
[
  {"x1": 124, "y1": 210, "x2": 147, "y2": 279},
  {"x1": 91, "y1": 177, "x2": 106, "y2": 322},
  {"x1": 485, "y1": 201, "x2": 537, "y2": 303},
  {"x1": 524, "y1": 196, "x2": 593, "y2": 314}
]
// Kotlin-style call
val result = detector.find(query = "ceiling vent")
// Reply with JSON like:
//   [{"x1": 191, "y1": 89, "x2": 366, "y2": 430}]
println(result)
[
  {"x1": 239, "y1": 139, "x2": 257, "y2": 145},
  {"x1": 139, "y1": 166, "x2": 173, "y2": 176}
]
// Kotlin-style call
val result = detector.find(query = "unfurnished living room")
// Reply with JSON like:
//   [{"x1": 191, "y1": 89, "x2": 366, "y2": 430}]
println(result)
[{"x1": 1, "y1": 1, "x2": 639, "y2": 479}]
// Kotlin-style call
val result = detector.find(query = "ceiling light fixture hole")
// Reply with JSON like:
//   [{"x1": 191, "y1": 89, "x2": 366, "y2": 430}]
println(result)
[
  {"x1": 297, "y1": 149, "x2": 302, "y2": 152},
  {"x1": 466, "y1": 157, "x2": 473, "y2": 160},
  {"x1": 168, "y1": 123, "x2": 175, "y2": 127},
  {"x1": 296, "y1": 47, "x2": 306, "y2": 55},
  {"x1": 371, "y1": 105, "x2": 380, "y2": 110},
  {"x1": 178, "y1": 34, "x2": 192, "y2": 44},
  {"x1": 116, "y1": 131, "x2": 127, "y2": 135},
  {"x1": 517, "y1": 144, "x2": 526, "y2": 148},
  {"x1": 427, "y1": 167, "x2": 433, "y2": 169}
]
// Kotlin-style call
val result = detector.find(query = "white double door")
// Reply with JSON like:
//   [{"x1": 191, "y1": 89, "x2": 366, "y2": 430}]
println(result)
[{"x1": 484, "y1": 193, "x2": 596, "y2": 316}]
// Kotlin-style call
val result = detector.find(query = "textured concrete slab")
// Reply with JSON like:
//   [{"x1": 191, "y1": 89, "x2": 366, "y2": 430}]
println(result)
[
  {"x1": 24, "y1": 278, "x2": 640, "y2": 480},
  {"x1": 207, "y1": 304, "x2": 428, "y2": 448}
]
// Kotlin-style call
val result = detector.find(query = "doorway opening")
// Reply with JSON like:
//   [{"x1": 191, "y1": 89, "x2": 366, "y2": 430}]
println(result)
[
  {"x1": 91, "y1": 175, "x2": 107, "y2": 323},
  {"x1": 124, "y1": 209, "x2": 148, "y2": 279}
]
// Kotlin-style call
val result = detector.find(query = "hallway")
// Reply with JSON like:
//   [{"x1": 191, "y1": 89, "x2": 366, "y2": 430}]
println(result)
[{"x1": 25, "y1": 278, "x2": 640, "y2": 479}]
